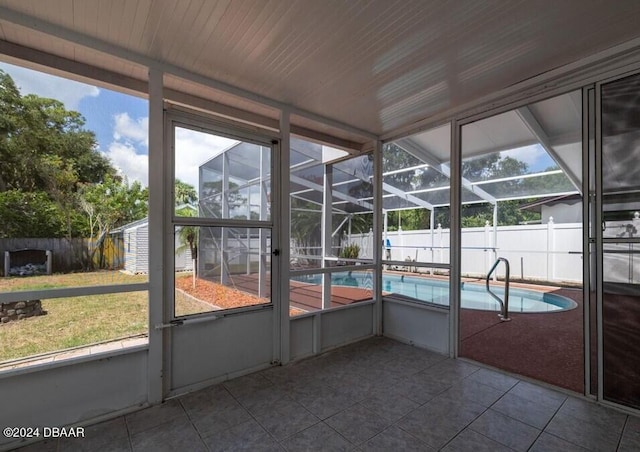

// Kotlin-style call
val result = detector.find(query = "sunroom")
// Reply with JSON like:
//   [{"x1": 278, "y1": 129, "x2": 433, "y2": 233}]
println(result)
[{"x1": 0, "y1": 1, "x2": 640, "y2": 450}]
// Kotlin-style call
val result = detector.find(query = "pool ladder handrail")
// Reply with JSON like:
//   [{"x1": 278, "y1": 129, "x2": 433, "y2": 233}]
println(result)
[{"x1": 486, "y1": 257, "x2": 511, "y2": 321}]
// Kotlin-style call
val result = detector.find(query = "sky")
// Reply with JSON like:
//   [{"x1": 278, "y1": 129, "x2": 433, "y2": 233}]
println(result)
[{"x1": 0, "y1": 61, "x2": 236, "y2": 189}]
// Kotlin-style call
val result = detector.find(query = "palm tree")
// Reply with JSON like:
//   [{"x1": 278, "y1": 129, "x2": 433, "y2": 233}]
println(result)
[
  {"x1": 175, "y1": 178, "x2": 198, "y2": 205},
  {"x1": 175, "y1": 182, "x2": 199, "y2": 287}
]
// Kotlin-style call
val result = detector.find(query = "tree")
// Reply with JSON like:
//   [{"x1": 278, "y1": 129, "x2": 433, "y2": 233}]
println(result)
[
  {"x1": 199, "y1": 180, "x2": 247, "y2": 218},
  {"x1": 176, "y1": 207, "x2": 199, "y2": 286},
  {"x1": 0, "y1": 190, "x2": 67, "y2": 238},
  {"x1": 290, "y1": 198, "x2": 322, "y2": 262},
  {"x1": 174, "y1": 179, "x2": 198, "y2": 205},
  {"x1": 174, "y1": 180, "x2": 199, "y2": 286},
  {"x1": 0, "y1": 69, "x2": 116, "y2": 239},
  {"x1": 80, "y1": 176, "x2": 148, "y2": 267}
]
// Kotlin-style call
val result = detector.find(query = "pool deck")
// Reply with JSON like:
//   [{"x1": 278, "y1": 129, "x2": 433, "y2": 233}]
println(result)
[
  {"x1": 382, "y1": 271, "x2": 587, "y2": 393},
  {"x1": 459, "y1": 284, "x2": 584, "y2": 393}
]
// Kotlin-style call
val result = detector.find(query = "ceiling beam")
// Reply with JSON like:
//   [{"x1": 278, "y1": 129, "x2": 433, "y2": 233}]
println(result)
[
  {"x1": 381, "y1": 182, "x2": 434, "y2": 211},
  {"x1": 290, "y1": 175, "x2": 374, "y2": 210},
  {"x1": 328, "y1": 154, "x2": 435, "y2": 211},
  {"x1": 166, "y1": 90, "x2": 279, "y2": 131},
  {"x1": 516, "y1": 106, "x2": 582, "y2": 193},
  {"x1": 396, "y1": 138, "x2": 497, "y2": 205},
  {"x1": 0, "y1": 39, "x2": 147, "y2": 96},
  {"x1": 290, "y1": 125, "x2": 367, "y2": 154}
]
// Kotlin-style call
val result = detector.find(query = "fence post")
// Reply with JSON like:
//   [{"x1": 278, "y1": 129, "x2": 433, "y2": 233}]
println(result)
[
  {"x1": 4, "y1": 251, "x2": 9, "y2": 277},
  {"x1": 484, "y1": 220, "x2": 491, "y2": 276},
  {"x1": 46, "y1": 250, "x2": 53, "y2": 275},
  {"x1": 547, "y1": 216, "x2": 555, "y2": 281},
  {"x1": 437, "y1": 224, "x2": 443, "y2": 265}
]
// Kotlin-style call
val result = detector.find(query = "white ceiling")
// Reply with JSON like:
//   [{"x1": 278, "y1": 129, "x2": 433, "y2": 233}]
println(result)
[{"x1": 0, "y1": 0, "x2": 639, "y2": 143}]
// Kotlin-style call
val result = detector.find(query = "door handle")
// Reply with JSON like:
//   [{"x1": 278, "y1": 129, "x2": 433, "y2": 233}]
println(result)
[{"x1": 272, "y1": 249, "x2": 280, "y2": 256}]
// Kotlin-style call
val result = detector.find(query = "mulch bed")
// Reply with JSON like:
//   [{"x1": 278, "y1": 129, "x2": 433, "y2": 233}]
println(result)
[{"x1": 175, "y1": 275, "x2": 304, "y2": 316}]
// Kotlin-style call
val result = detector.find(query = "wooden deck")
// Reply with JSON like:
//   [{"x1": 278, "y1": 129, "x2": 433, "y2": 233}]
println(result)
[{"x1": 217, "y1": 272, "x2": 373, "y2": 313}]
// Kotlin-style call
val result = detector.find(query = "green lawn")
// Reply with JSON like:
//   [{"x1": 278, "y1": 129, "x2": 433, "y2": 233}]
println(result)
[{"x1": 0, "y1": 271, "x2": 172, "y2": 363}]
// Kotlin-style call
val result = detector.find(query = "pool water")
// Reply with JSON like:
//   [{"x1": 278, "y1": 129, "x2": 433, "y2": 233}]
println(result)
[{"x1": 293, "y1": 272, "x2": 577, "y2": 313}]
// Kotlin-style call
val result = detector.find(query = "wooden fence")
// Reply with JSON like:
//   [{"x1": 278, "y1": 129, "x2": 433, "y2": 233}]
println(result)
[{"x1": 0, "y1": 237, "x2": 124, "y2": 276}]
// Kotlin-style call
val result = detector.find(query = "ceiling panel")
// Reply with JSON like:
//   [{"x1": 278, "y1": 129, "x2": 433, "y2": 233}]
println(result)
[
  {"x1": 0, "y1": 0, "x2": 638, "y2": 138},
  {"x1": 462, "y1": 111, "x2": 535, "y2": 158}
]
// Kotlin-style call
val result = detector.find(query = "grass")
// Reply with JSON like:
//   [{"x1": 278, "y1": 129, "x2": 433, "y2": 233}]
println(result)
[
  {"x1": 0, "y1": 270, "x2": 278, "y2": 362},
  {"x1": 0, "y1": 271, "x2": 149, "y2": 362},
  {"x1": 0, "y1": 271, "x2": 148, "y2": 292}
]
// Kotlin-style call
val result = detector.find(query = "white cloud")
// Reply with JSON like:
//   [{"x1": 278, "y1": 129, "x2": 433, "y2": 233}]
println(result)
[
  {"x1": 113, "y1": 112, "x2": 149, "y2": 148},
  {"x1": 101, "y1": 123, "x2": 237, "y2": 189},
  {"x1": 0, "y1": 62, "x2": 99, "y2": 109},
  {"x1": 174, "y1": 127, "x2": 238, "y2": 189},
  {"x1": 103, "y1": 142, "x2": 149, "y2": 186}
]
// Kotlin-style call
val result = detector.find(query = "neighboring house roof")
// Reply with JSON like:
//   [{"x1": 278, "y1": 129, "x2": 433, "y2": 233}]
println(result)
[
  {"x1": 110, "y1": 217, "x2": 148, "y2": 234},
  {"x1": 519, "y1": 194, "x2": 582, "y2": 213}
]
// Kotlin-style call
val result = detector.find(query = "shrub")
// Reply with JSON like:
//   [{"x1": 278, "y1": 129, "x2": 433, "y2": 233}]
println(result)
[{"x1": 339, "y1": 243, "x2": 360, "y2": 259}]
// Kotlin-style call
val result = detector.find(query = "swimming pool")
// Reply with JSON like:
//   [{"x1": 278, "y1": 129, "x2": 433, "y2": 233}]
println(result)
[{"x1": 293, "y1": 272, "x2": 577, "y2": 313}]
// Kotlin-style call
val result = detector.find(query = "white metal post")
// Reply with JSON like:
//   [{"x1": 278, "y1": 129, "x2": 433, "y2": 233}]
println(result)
[
  {"x1": 373, "y1": 140, "x2": 383, "y2": 335},
  {"x1": 450, "y1": 120, "x2": 461, "y2": 359},
  {"x1": 278, "y1": 109, "x2": 291, "y2": 364},
  {"x1": 147, "y1": 68, "x2": 165, "y2": 404},
  {"x1": 259, "y1": 146, "x2": 268, "y2": 298},
  {"x1": 383, "y1": 211, "x2": 389, "y2": 268},
  {"x1": 430, "y1": 209, "x2": 435, "y2": 275},
  {"x1": 493, "y1": 203, "x2": 498, "y2": 260},
  {"x1": 321, "y1": 164, "x2": 333, "y2": 309},
  {"x1": 547, "y1": 216, "x2": 555, "y2": 281},
  {"x1": 246, "y1": 187, "x2": 251, "y2": 275},
  {"x1": 221, "y1": 153, "x2": 230, "y2": 285}
]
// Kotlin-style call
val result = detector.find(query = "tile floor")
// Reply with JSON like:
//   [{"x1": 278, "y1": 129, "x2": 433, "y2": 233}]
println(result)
[{"x1": 15, "y1": 337, "x2": 640, "y2": 451}]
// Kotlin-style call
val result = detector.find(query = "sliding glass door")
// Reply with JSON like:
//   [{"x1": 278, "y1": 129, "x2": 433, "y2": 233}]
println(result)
[{"x1": 597, "y1": 72, "x2": 640, "y2": 409}]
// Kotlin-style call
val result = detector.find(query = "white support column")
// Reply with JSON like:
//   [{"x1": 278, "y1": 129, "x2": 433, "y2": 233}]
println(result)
[
  {"x1": 450, "y1": 120, "x2": 461, "y2": 359},
  {"x1": 383, "y1": 211, "x2": 389, "y2": 265},
  {"x1": 278, "y1": 109, "x2": 291, "y2": 364},
  {"x1": 259, "y1": 146, "x2": 268, "y2": 298},
  {"x1": 438, "y1": 224, "x2": 443, "y2": 264},
  {"x1": 547, "y1": 216, "x2": 555, "y2": 281},
  {"x1": 147, "y1": 68, "x2": 165, "y2": 404},
  {"x1": 484, "y1": 220, "x2": 491, "y2": 277},
  {"x1": 398, "y1": 226, "x2": 404, "y2": 265},
  {"x1": 246, "y1": 227, "x2": 251, "y2": 275},
  {"x1": 373, "y1": 140, "x2": 383, "y2": 335},
  {"x1": 321, "y1": 164, "x2": 333, "y2": 310},
  {"x1": 246, "y1": 187, "x2": 251, "y2": 275},
  {"x1": 493, "y1": 203, "x2": 499, "y2": 262},
  {"x1": 221, "y1": 153, "x2": 230, "y2": 285},
  {"x1": 430, "y1": 209, "x2": 435, "y2": 275}
]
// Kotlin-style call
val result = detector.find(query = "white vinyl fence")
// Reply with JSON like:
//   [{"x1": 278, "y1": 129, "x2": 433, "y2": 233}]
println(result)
[{"x1": 347, "y1": 219, "x2": 584, "y2": 284}]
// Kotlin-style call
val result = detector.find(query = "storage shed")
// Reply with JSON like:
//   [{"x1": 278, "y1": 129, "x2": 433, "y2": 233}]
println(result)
[{"x1": 113, "y1": 218, "x2": 193, "y2": 274}]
